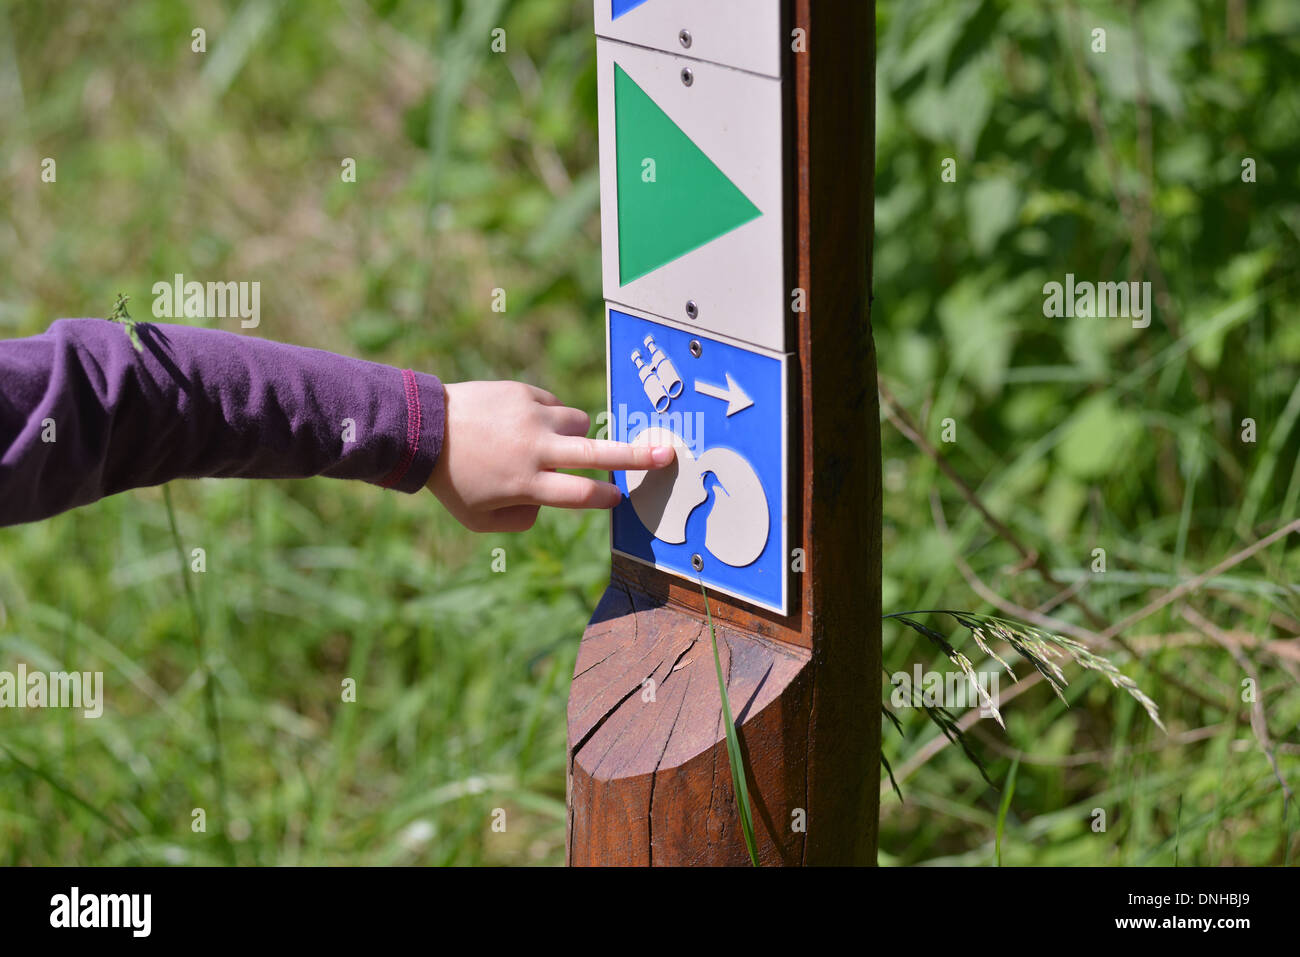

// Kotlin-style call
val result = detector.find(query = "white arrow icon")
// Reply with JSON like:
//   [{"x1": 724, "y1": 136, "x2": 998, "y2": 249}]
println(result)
[{"x1": 693, "y1": 373, "x2": 753, "y2": 416}]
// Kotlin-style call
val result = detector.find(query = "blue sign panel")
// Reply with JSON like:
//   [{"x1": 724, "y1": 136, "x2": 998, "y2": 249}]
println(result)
[{"x1": 607, "y1": 306, "x2": 787, "y2": 613}]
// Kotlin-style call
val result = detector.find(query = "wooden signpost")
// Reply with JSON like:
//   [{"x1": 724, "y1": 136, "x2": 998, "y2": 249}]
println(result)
[{"x1": 568, "y1": 0, "x2": 879, "y2": 866}]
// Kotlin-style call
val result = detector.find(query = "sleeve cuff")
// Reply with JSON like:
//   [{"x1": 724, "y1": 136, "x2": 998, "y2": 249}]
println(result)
[{"x1": 377, "y1": 369, "x2": 445, "y2": 494}]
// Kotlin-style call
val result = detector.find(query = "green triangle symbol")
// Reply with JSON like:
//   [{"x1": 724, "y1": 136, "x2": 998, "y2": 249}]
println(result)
[{"x1": 615, "y1": 63, "x2": 762, "y2": 286}]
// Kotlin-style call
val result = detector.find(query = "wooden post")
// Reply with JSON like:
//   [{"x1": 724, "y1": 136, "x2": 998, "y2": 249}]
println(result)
[{"x1": 568, "y1": 0, "x2": 879, "y2": 866}]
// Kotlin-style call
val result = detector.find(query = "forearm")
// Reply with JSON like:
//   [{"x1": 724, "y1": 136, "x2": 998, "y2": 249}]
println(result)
[{"x1": 0, "y1": 319, "x2": 444, "y2": 525}]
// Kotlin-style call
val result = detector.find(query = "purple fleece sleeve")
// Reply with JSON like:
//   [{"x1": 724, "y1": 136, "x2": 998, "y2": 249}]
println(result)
[{"x1": 0, "y1": 319, "x2": 445, "y2": 526}]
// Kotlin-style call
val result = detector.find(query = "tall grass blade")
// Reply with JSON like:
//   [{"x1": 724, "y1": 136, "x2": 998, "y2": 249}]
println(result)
[
  {"x1": 699, "y1": 580, "x2": 760, "y2": 866},
  {"x1": 1, "y1": 743, "x2": 139, "y2": 849},
  {"x1": 995, "y1": 757, "x2": 1018, "y2": 867},
  {"x1": 164, "y1": 484, "x2": 234, "y2": 864},
  {"x1": 1174, "y1": 793, "x2": 1182, "y2": 866}
]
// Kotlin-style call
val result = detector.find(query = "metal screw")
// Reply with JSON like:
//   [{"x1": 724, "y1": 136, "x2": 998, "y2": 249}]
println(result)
[
  {"x1": 680, "y1": 67, "x2": 694, "y2": 87},
  {"x1": 685, "y1": 300, "x2": 698, "y2": 320},
  {"x1": 678, "y1": 29, "x2": 692, "y2": 49},
  {"x1": 689, "y1": 339, "x2": 702, "y2": 358},
  {"x1": 691, "y1": 554, "x2": 704, "y2": 571}
]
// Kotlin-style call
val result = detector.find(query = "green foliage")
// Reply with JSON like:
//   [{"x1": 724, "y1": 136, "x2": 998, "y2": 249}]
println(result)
[
  {"x1": 876, "y1": 0, "x2": 1299, "y2": 866},
  {"x1": 0, "y1": 0, "x2": 598, "y2": 866}
]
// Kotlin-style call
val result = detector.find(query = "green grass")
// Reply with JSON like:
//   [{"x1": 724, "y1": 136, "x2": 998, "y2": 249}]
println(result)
[
  {"x1": 699, "y1": 581, "x2": 759, "y2": 866},
  {"x1": 1, "y1": 0, "x2": 1298, "y2": 865}
]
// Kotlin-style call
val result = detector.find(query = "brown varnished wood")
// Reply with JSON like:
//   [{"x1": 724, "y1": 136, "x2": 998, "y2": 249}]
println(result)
[
  {"x1": 568, "y1": 0, "x2": 880, "y2": 866},
  {"x1": 568, "y1": 579, "x2": 810, "y2": 865}
]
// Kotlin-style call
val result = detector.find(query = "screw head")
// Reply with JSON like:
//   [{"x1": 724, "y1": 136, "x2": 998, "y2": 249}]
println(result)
[
  {"x1": 689, "y1": 339, "x2": 702, "y2": 358},
  {"x1": 691, "y1": 553, "x2": 704, "y2": 571},
  {"x1": 685, "y1": 300, "x2": 698, "y2": 320},
  {"x1": 680, "y1": 67, "x2": 694, "y2": 87},
  {"x1": 678, "y1": 29, "x2": 692, "y2": 49}
]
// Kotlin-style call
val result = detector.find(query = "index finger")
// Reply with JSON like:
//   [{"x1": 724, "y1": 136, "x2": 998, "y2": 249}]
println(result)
[{"x1": 543, "y1": 435, "x2": 675, "y2": 472}]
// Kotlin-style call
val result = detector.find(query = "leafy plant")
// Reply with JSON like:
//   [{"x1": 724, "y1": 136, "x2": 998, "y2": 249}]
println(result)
[{"x1": 106, "y1": 293, "x2": 143, "y2": 354}]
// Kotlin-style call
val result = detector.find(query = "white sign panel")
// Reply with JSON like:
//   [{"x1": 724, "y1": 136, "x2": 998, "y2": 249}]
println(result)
[
  {"x1": 596, "y1": 38, "x2": 787, "y2": 353},
  {"x1": 595, "y1": 0, "x2": 785, "y2": 78}
]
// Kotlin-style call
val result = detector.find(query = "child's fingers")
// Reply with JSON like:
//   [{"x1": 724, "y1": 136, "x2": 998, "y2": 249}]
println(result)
[
  {"x1": 546, "y1": 405, "x2": 591, "y2": 437},
  {"x1": 528, "y1": 471, "x2": 623, "y2": 509},
  {"x1": 524, "y1": 384, "x2": 561, "y2": 406},
  {"x1": 543, "y1": 435, "x2": 675, "y2": 472}
]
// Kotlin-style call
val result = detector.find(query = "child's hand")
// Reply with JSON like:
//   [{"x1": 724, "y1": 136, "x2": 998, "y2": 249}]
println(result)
[{"x1": 426, "y1": 381, "x2": 675, "y2": 533}]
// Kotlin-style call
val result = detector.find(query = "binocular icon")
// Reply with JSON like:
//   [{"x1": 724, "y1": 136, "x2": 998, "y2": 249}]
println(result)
[{"x1": 630, "y1": 335, "x2": 683, "y2": 413}]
